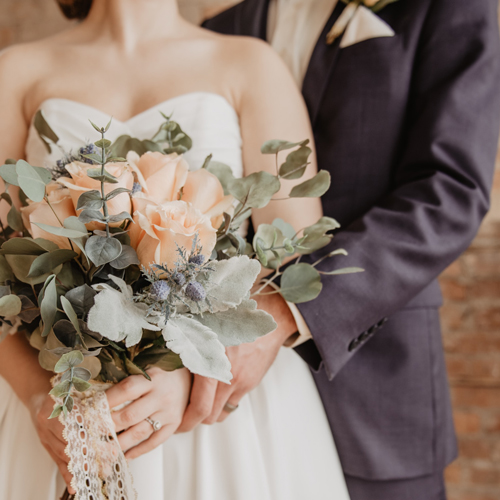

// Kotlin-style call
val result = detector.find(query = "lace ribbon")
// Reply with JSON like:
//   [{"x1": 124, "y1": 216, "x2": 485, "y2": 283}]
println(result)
[{"x1": 52, "y1": 381, "x2": 137, "y2": 500}]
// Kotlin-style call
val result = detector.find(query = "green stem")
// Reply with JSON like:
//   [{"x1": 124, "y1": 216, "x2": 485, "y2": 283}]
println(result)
[
  {"x1": 100, "y1": 130, "x2": 110, "y2": 238},
  {"x1": 45, "y1": 196, "x2": 75, "y2": 252},
  {"x1": 251, "y1": 269, "x2": 282, "y2": 297}
]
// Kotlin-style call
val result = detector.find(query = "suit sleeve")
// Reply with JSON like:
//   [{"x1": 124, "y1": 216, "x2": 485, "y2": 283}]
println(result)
[{"x1": 296, "y1": 0, "x2": 500, "y2": 380}]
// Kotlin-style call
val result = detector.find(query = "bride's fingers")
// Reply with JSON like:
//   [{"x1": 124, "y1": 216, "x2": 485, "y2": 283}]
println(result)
[
  {"x1": 106, "y1": 374, "x2": 153, "y2": 411},
  {"x1": 124, "y1": 422, "x2": 178, "y2": 461},
  {"x1": 116, "y1": 418, "x2": 154, "y2": 452},
  {"x1": 203, "y1": 382, "x2": 233, "y2": 425},
  {"x1": 112, "y1": 393, "x2": 158, "y2": 433},
  {"x1": 46, "y1": 447, "x2": 75, "y2": 494}
]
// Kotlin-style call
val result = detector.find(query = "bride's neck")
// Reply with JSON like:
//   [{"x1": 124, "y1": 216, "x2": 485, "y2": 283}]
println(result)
[{"x1": 83, "y1": 0, "x2": 184, "y2": 51}]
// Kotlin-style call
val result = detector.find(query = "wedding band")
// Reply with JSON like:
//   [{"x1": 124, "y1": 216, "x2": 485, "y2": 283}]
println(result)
[
  {"x1": 145, "y1": 417, "x2": 162, "y2": 432},
  {"x1": 223, "y1": 402, "x2": 239, "y2": 413}
]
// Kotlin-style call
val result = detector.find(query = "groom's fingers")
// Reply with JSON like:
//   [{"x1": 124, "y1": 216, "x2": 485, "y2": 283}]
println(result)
[
  {"x1": 176, "y1": 375, "x2": 218, "y2": 433},
  {"x1": 203, "y1": 382, "x2": 233, "y2": 425}
]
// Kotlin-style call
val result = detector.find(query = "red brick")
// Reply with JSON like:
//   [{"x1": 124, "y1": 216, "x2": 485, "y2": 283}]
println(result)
[
  {"x1": 458, "y1": 438, "x2": 493, "y2": 460},
  {"x1": 441, "y1": 279, "x2": 468, "y2": 301},
  {"x1": 443, "y1": 332, "x2": 500, "y2": 354},
  {"x1": 476, "y1": 308, "x2": 500, "y2": 330},
  {"x1": 452, "y1": 387, "x2": 500, "y2": 409},
  {"x1": 445, "y1": 462, "x2": 464, "y2": 484},
  {"x1": 454, "y1": 411, "x2": 481, "y2": 435},
  {"x1": 470, "y1": 465, "x2": 500, "y2": 486},
  {"x1": 484, "y1": 413, "x2": 500, "y2": 434},
  {"x1": 441, "y1": 260, "x2": 463, "y2": 278}
]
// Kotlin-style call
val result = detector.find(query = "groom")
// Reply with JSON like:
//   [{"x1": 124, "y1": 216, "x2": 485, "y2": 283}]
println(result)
[{"x1": 180, "y1": 1, "x2": 500, "y2": 498}]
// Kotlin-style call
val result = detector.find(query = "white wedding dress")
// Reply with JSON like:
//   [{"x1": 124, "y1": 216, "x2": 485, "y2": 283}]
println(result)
[{"x1": 0, "y1": 92, "x2": 350, "y2": 500}]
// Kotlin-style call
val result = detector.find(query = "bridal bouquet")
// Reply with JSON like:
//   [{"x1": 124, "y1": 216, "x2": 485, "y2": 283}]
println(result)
[{"x1": 0, "y1": 111, "x2": 359, "y2": 499}]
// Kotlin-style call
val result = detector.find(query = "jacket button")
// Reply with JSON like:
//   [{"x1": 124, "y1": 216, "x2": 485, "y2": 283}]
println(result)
[
  {"x1": 348, "y1": 338, "x2": 360, "y2": 352},
  {"x1": 377, "y1": 318, "x2": 388, "y2": 328},
  {"x1": 359, "y1": 331, "x2": 370, "y2": 341},
  {"x1": 367, "y1": 325, "x2": 376, "y2": 335}
]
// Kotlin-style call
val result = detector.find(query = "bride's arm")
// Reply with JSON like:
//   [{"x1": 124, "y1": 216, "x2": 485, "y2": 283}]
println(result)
[
  {"x1": 236, "y1": 39, "x2": 322, "y2": 232},
  {"x1": 0, "y1": 47, "x2": 77, "y2": 490},
  {"x1": 179, "y1": 39, "x2": 321, "y2": 431}
]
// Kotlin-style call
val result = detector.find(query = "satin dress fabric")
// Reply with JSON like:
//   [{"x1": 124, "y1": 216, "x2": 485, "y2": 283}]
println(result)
[{"x1": 0, "y1": 92, "x2": 350, "y2": 500}]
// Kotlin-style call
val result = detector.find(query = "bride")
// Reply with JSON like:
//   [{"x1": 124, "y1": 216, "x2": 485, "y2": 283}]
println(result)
[{"x1": 0, "y1": 0, "x2": 350, "y2": 499}]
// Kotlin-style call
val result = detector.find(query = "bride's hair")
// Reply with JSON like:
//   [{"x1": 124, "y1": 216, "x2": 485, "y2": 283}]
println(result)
[{"x1": 56, "y1": 0, "x2": 93, "y2": 20}]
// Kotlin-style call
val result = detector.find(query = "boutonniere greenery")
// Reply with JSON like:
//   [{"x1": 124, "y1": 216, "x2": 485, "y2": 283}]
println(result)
[{"x1": 327, "y1": 0, "x2": 399, "y2": 44}]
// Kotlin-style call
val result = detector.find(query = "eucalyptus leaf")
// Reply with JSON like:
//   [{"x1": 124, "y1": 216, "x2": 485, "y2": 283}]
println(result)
[
  {"x1": 87, "y1": 168, "x2": 119, "y2": 184},
  {"x1": 49, "y1": 405, "x2": 63, "y2": 419},
  {"x1": 253, "y1": 224, "x2": 286, "y2": 269},
  {"x1": 105, "y1": 188, "x2": 131, "y2": 201},
  {"x1": 0, "y1": 237, "x2": 48, "y2": 255},
  {"x1": 297, "y1": 216, "x2": 340, "y2": 254},
  {"x1": 162, "y1": 315, "x2": 232, "y2": 384},
  {"x1": 49, "y1": 380, "x2": 71, "y2": 398},
  {"x1": 280, "y1": 263, "x2": 323, "y2": 303},
  {"x1": 16, "y1": 160, "x2": 47, "y2": 202},
  {"x1": 108, "y1": 211, "x2": 133, "y2": 224},
  {"x1": 109, "y1": 245, "x2": 140, "y2": 269},
  {"x1": 6, "y1": 254, "x2": 58, "y2": 285},
  {"x1": 94, "y1": 138, "x2": 111, "y2": 149},
  {"x1": 60, "y1": 296, "x2": 82, "y2": 337},
  {"x1": 85, "y1": 236, "x2": 122, "y2": 267},
  {"x1": 319, "y1": 266, "x2": 364, "y2": 276},
  {"x1": 72, "y1": 366, "x2": 92, "y2": 381},
  {"x1": 272, "y1": 218, "x2": 296, "y2": 239},
  {"x1": 0, "y1": 164, "x2": 19, "y2": 186},
  {"x1": 0, "y1": 294, "x2": 22, "y2": 317},
  {"x1": 54, "y1": 350, "x2": 84, "y2": 373},
  {"x1": 278, "y1": 145, "x2": 312, "y2": 179},
  {"x1": 27, "y1": 249, "x2": 78, "y2": 278},
  {"x1": 228, "y1": 171, "x2": 280, "y2": 209},
  {"x1": 260, "y1": 139, "x2": 309, "y2": 155},
  {"x1": 33, "y1": 223, "x2": 88, "y2": 240},
  {"x1": 40, "y1": 274, "x2": 58, "y2": 337},
  {"x1": 164, "y1": 146, "x2": 188, "y2": 155},
  {"x1": 72, "y1": 376, "x2": 91, "y2": 392},
  {"x1": 76, "y1": 191, "x2": 103, "y2": 211},
  {"x1": 78, "y1": 209, "x2": 106, "y2": 224},
  {"x1": 81, "y1": 153, "x2": 102, "y2": 164},
  {"x1": 65, "y1": 285, "x2": 96, "y2": 315},
  {"x1": 206, "y1": 162, "x2": 235, "y2": 196},
  {"x1": 34, "y1": 110, "x2": 59, "y2": 150},
  {"x1": 289, "y1": 170, "x2": 331, "y2": 198},
  {"x1": 124, "y1": 358, "x2": 151, "y2": 380},
  {"x1": 7, "y1": 205, "x2": 24, "y2": 232},
  {"x1": 0, "y1": 255, "x2": 17, "y2": 284}
]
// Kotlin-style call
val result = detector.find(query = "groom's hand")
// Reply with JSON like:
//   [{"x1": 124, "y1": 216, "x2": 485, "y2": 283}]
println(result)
[{"x1": 176, "y1": 292, "x2": 297, "y2": 432}]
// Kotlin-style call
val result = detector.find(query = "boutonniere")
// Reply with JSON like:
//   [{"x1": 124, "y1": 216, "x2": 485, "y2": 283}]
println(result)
[{"x1": 327, "y1": 0, "x2": 398, "y2": 47}]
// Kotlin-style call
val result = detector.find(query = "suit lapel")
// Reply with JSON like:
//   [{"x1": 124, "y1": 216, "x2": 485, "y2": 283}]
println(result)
[
  {"x1": 302, "y1": 1, "x2": 346, "y2": 126},
  {"x1": 236, "y1": 0, "x2": 271, "y2": 39}
]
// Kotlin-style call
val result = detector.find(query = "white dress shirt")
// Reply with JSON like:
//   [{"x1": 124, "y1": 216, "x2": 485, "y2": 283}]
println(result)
[
  {"x1": 267, "y1": 0, "x2": 339, "y2": 346},
  {"x1": 267, "y1": 0, "x2": 339, "y2": 86}
]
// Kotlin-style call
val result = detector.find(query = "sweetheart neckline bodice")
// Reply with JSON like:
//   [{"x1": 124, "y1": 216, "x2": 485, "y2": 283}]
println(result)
[{"x1": 32, "y1": 91, "x2": 237, "y2": 126}]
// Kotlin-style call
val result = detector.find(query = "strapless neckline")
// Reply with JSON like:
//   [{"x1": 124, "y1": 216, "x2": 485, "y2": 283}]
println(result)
[{"x1": 32, "y1": 91, "x2": 237, "y2": 125}]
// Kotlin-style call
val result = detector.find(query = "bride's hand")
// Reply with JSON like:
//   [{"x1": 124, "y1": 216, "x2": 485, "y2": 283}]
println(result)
[
  {"x1": 30, "y1": 392, "x2": 76, "y2": 494},
  {"x1": 106, "y1": 367, "x2": 192, "y2": 460}
]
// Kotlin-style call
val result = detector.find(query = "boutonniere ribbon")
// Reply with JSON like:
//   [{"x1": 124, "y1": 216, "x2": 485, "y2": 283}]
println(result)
[{"x1": 327, "y1": 0, "x2": 398, "y2": 48}]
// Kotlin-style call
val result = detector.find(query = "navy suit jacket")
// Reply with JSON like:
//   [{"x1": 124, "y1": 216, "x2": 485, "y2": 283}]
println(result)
[{"x1": 205, "y1": 0, "x2": 500, "y2": 480}]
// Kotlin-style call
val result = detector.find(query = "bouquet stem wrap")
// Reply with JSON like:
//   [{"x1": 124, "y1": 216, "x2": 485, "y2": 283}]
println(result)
[{"x1": 52, "y1": 381, "x2": 137, "y2": 500}]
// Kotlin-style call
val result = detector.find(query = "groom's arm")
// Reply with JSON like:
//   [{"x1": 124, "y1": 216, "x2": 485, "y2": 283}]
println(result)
[{"x1": 296, "y1": 0, "x2": 500, "y2": 380}]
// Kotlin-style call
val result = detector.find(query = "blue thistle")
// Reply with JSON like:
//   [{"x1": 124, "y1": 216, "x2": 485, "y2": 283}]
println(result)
[
  {"x1": 150, "y1": 280, "x2": 171, "y2": 301},
  {"x1": 185, "y1": 282, "x2": 206, "y2": 302},
  {"x1": 189, "y1": 254, "x2": 205, "y2": 266},
  {"x1": 79, "y1": 144, "x2": 98, "y2": 164},
  {"x1": 172, "y1": 272, "x2": 186, "y2": 286},
  {"x1": 132, "y1": 182, "x2": 143, "y2": 194}
]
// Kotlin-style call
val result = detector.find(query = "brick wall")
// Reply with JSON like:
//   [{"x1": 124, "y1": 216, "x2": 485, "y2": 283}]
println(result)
[{"x1": 2, "y1": 1, "x2": 500, "y2": 498}]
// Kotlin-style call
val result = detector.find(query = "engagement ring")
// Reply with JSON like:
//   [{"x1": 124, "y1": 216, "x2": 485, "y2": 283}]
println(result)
[{"x1": 145, "y1": 417, "x2": 162, "y2": 432}]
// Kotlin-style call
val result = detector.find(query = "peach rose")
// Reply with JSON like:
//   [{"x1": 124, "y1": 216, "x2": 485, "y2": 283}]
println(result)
[
  {"x1": 57, "y1": 161, "x2": 134, "y2": 229},
  {"x1": 127, "y1": 151, "x2": 188, "y2": 204},
  {"x1": 129, "y1": 151, "x2": 233, "y2": 230},
  {"x1": 21, "y1": 182, "x2": 77, "y2": 250},
  {"x1": 182, "y1": 169, "x2": 234, "y2": 229},
  {"x1": 129, "y1": 200, "x2": 216, "y2": 270}
]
